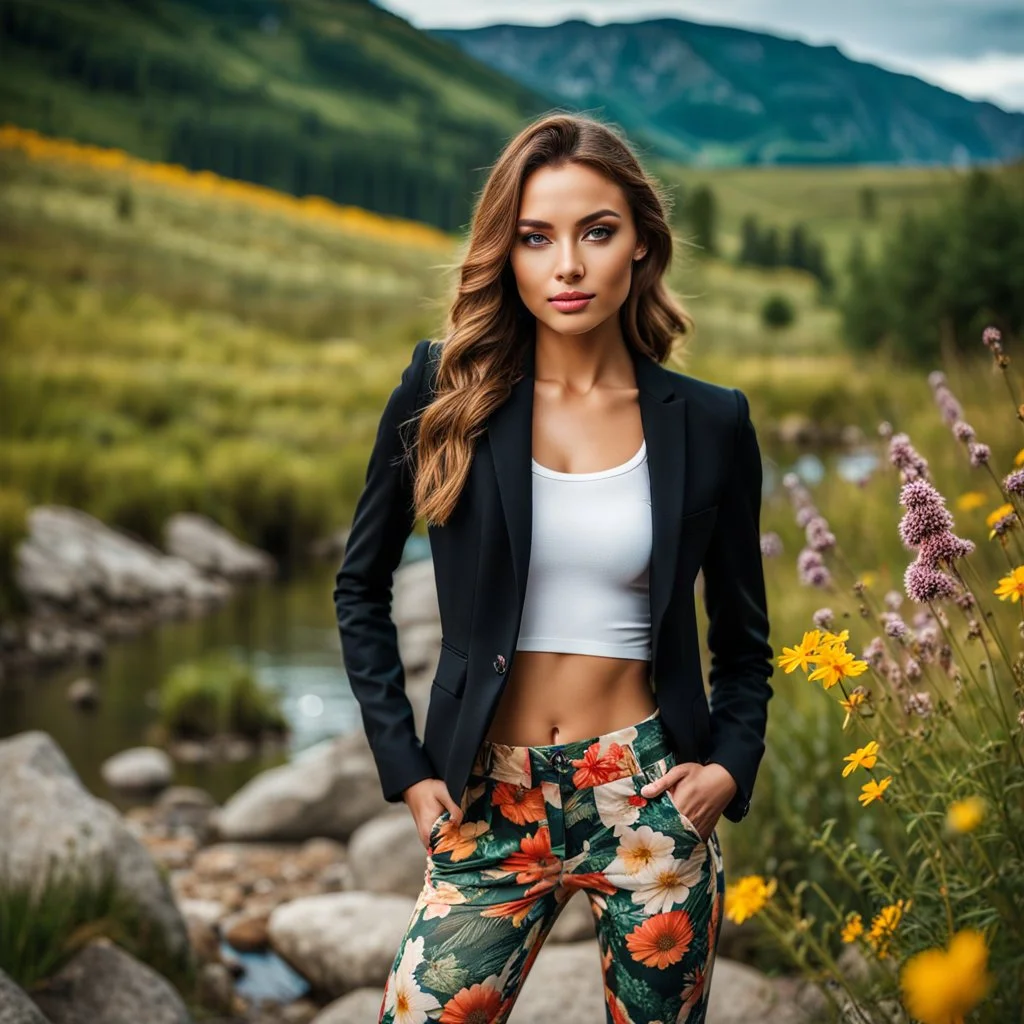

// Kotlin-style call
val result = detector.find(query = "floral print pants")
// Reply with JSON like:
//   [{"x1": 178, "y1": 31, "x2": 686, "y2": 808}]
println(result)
[{"x1": 379, "y1": 708, "x2": 726, "y2": 1024}]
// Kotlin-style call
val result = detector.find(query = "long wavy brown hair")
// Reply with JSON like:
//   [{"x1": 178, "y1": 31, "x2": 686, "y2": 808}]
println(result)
[{"x1": 411, "y1": 112, "x2": 694, "y2": 527}]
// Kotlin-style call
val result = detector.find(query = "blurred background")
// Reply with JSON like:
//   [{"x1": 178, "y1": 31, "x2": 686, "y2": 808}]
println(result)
[{"x1": 0, "y1": 1, "x2": 1022, "y2": 1022}]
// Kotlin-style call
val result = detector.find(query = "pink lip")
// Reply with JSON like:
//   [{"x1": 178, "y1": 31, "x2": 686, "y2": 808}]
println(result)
[{"x1": 549, "y1": 292, "x2": 595, "y2": 312}]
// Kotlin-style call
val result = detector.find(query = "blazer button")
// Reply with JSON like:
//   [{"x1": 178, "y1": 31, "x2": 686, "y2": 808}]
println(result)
[{"x1": 493, "y1": 654, "x2": 506, "y2": 674}]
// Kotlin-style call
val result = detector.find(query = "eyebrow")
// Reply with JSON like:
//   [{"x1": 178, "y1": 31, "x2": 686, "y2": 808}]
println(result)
[{"x1": 516, "y1": 209, "x2": 622, "y2": 230}]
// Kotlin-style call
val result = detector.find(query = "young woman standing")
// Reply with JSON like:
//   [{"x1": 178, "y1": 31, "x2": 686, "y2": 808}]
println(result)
[{"x1": 334, "y1": 112, "x2": 774, "y2": 1024}]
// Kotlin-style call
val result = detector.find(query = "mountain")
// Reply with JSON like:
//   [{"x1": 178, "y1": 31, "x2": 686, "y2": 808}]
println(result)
[
  {"x1": 0, "y1": 0, "x2": 550, "y2": 232},
  {"x1": 430, "y1": 18, "x2": 1024, "y2": 166}
]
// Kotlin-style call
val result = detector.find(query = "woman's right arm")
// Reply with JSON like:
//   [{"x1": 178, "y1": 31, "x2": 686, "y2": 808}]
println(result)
[{"x1": 333, "y1": 338, "x2": 437, "y2": 805}]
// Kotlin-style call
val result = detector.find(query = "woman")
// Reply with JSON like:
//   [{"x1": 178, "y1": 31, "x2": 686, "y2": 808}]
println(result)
[{"x1": 334, "y1": 113, "x2": 774, "y2": 1024}]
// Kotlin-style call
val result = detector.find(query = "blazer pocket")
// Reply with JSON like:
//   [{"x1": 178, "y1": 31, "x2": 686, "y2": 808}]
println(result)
[
  {"x1": 681, "y1": 504, "x2": 718, "y2": 560},
  {"x1": 432, "y1": 642, "x2": 468, "y2": 699}
]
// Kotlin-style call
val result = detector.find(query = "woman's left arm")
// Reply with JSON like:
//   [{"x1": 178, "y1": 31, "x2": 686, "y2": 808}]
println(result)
[{"x1": 699, "y1": 387, "x2": 775, "y2": 823}]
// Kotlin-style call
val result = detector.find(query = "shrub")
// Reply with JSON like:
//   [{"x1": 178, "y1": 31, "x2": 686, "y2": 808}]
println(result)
[
  {"x1": 158, "y1": 650, "x2": 288, "y2": 740},
  {"x1": 762, "y1": 293, "x2": 796, "y2": 330}
]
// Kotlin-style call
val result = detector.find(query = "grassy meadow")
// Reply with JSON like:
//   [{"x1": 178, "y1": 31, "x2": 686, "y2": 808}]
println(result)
[{"x1": 2, "y1": 129, "x2": 1023, "y2": 1010}]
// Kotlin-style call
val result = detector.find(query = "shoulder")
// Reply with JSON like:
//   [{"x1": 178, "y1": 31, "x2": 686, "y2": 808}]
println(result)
[{"x1": 658, "y1": 362, "x2": 749, "y2": 435}]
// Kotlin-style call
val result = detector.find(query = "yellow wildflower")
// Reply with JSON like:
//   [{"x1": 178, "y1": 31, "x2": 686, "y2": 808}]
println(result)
[
  {"x1": 777, "y1": 630, "x2": 822, "y2": 674},
  {"x1": 724, "y1": 875, "x2": 777, "y2": 924},
  {"x1": 841, "y1": 913, "x2": 864, "y2": 943},
  {"x1": 866, "y1": 897, "x2": 911, "y2": 959},
  {"x1": 859, "y1": 776, "x2": 892, "y2": 806},
  {"x1": 900, "y1": 929, "x2": 993, "y2": 1024},
  {"x1": 955, "y1": 491, "x2": 988, "y2": 512},
  {"x1": 1015, "y1": 448, "x2": 1024, "y2": 468},
  {"x1": 809, "y1": 647, "x2": 869, "y2": 689},
  {"x1": 994, "y1": 566, "x2": 1024, "y2": 602},
  {"x1": 946, "y1": 796, "x2": 986, "y2": 833},
  {"x1": 839, "y1": 691, "x2": 867, "y2": 730},
  {"x1": 842, "y1": 740, "x2": 880, "y2": 777},
  {"x1": 986, "y1": 503, "x2": 1014, "y2": 529},
  {"x1": 858, "y1": 572, "x2": 877, "y2": 588},
  {"x1": 819, "y1": 628, "x2": 850, "y2": 650}
]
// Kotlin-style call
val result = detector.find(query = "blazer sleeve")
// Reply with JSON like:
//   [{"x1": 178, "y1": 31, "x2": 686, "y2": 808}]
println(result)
[
  {"x1": 700, "y1": 387, "x2": 775, "y2": 823},
  {"x1": 333, "y1": 338, "x2": 436, "y2": 804}
]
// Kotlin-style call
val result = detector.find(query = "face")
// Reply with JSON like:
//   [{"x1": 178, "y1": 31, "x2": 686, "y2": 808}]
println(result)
[{"x1": 509, "y1": 162, "x2": 647, "y2": 338}]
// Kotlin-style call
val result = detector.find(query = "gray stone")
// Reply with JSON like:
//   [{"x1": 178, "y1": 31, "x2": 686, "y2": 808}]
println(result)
[
  {"x1": 548, "y1": 892, "x2": 596, "y2": 943},
  {"x1": 163, "y1": 513, "x2": 276, "y2": 581},
  {"x1": 346, "y1": 812, "x2": 429, "y2": 898},
  {"x1": 0, "y1": 732, "x2": 189, "y2": 962},
  {"x1": 0, "y1": 969, "x2": 52, "y2": 1024},
  {"x1": 268, "y1": 892, "x2": 414, "y2": 998},
  {"x1": 309, "y1": 989, "x2": 384, "y2": 1024},
  {"x1": 392, "y1": 559, "x2": 438, "y2": 630},
  {"x1": 100, "y1": 746, "x2": 173, "y2": 792},
  {"x1": 31, "y1": 941, "x2": 192, "y2": 1024},
  {"x1": 508, "y1": 940, "x2": 604, "y2": 1023}
]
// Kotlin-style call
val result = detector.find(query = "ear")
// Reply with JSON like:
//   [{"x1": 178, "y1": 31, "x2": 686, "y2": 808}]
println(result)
[{"x1": 633, "y1": 244, "x2": 648, "y2": 261}]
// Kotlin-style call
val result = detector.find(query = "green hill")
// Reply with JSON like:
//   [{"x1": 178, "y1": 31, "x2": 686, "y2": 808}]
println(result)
[
  {"x1": 431, "y1": 18, "x2": 1024, "y2": 166},
  {"x1": 0, "y1": 0, "x2": 549, "y2": 232}
]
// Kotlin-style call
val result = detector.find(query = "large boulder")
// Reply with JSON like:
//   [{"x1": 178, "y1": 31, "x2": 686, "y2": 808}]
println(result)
[
  {"x1": 345, "y1": 811, "x2": 428, "y2": 898},
  {"x1": 30, "y1": 941, "x2": 192, "y2": 1024},
  {"x1": 15, "y1": 506, "x2": 228, "y2": 613},
  {"x1": 309, "y1": 989, "x2": 383, "y2": 1024},
  {"x1": 268, "y1": 892, "x2": 416, "y2": 998},
  {"x1": 163, "y1": 513, "x2": 276, "y2": 581},
  {"x1": 211, "y1": 734, "x2": 386, "y2": 842},
  {"x1": 0, "y1": 732, "x2": 189, "y2": 963}
]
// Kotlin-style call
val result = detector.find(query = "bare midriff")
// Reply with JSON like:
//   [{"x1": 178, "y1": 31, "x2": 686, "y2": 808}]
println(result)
[{"x1": 484, "y1": 649, "x2": 656, "y2": 746}]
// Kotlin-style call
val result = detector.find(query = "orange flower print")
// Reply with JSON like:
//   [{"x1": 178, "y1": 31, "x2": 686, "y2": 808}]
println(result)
[
  {"x1": 571, "y1": 741, "x2": 639, "y2": 787},
  {"x1": 604, "y1": 985, "x2": 637, "y2": 1024},
  {"x1": 561, "y1": 870, "x2": 617, "y2": 897},
  {"x1": 433, "y1": 819, "x2": 491, "y2": 861},
  {"x1": 480, "y1": 887, "x2": 552, "y2": 927},
  {"x1": 625, "y1": 910, "x2": 694, "y2": 969},
  {"x1": 498, "y1": 826, "x2": 563, "y2": 886},
  {"x1": 491, "y1": 782, "x2": 547, "y2": 826},
  {"x1": 677, "y1": 963, "x2": 707, "y2": 1020},
  {"x1": 440, "y1": 977, "x2": 510, "y2": 1023}
]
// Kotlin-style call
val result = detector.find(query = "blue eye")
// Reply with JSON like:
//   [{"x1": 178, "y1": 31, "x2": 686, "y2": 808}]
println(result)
[{"x1": 520, "y1": 225, "x2": 615, "y2": 246}]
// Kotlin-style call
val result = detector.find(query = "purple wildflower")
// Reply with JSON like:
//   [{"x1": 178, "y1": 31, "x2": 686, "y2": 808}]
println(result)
[
  {"x1": 904, "y1": 558, "x2": 959, "y2": 603},
  {"x1": 904, "y1": 657, "x2": 922, "y2": 681},
  {"x1": 888, "y1": 433, "x2": 930, "y2": 482},
  {"x1": 806, "y1": 515, "x2": 837, "y2": 552},
  {"x1": 760, "y1": 531, "x2": 783, "y2": 557},
  {"x1": 1004, "y1": 469, "x2": 1024, "y2": 496},
  {"x1": 968, "y1": 442, "x2": 990, "y2": 467},
  {"x1": 952, "y1": 421, "x2": 975, "y2": 443},
  {"x1": 813, "y1": 608, "x2": 834, "y2": 629},
  {"x1": 991, "y1": 509, "x2": 1018, "y2": 536},
  {"x1": 906, "y1": 692, "x2": 934, "y2": 718},
  {"x1": 883, "y1": 590, "x2": 903, "y2": 611},
  {"x1": 919, "y1": 531, "x2": 975, "y2": 569},
  {"x1": 881, "y1": 612, "x2": 909, "y2": 640}
]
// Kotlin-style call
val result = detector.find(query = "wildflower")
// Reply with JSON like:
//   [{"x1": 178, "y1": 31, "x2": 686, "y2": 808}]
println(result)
[
  {"x1": 809, "y1": 647, "x2": 868, "y2": 689},
  {"x1": 903, "y1": 657, "x2": 922, "y2": 681},
  {"x1": 955, "y1": 490, "x2": 987, "y2": 511},
  {"x1": 1004, "y1": 468, "x2": 1024, "y2": 496},
  {"x1": 987, "y1": 503, "x2": 1019, "y2": 540},
  {"x1": 994, "y1": 566, "x2": 1024, "y2": 602},
  {"x1": 954, "y1": 591, "x2": 976, "y2": 611},
  {"x1": 724, "y1": 875, "x2": 777, "y2": 924},
  {"x1": 878, "y1": 420, "x2": 893, "y2": 439},
  {"x1": 900, "y1": 929, "x2": 993, "y2": 1024},
  {"x1": 842, "y1": 740, "x2": 880, "y2": 777},
  {"x1": 806, "y1": 515, "x2": 837, "y2": 552},
  {"x1": 904, "y1": 558, "x2": 959, "y2": 603},
  {"x1": 952, "y1": 420, "x2": 975, "y2": 442},
  {"x1": 898, "y1": 481, "x2": 955, "y2": 546},
  {"x1": 905, "y1": 691, "x2": 933, "y2": 718},
  {"x1": 760, "y1": 531, "x2": 783, "y2": 557},
  {"x1": 946, "y1": 796, "x2": 985, "y2": 833},
  {"x1": 797, "y1": 547, "x2": 833, "y2": 588},
  {"x1": 888, "y1": 433, "x2": 930, "y2": 482},
  {"x1": 968, "y1": 442, "x2": 990, "y2": 467},
  {"x1": 1015, "y1": 447, "x2": 1024, "y2": 468},
  {"x1": 881, "y1": 612, "x2": 909, "y2": 640},
  {"x1": 777, "y1": 630, "x2": 822, "y2": 674},
  {"x1": 840, "y1": 690, "x2": 867, "y2": 729},
  {"x1": 862, "y1": 636, "x2": 886, "y2": 667},
  {"x1": 841, "y1": 913, "x2": 864, "y2": 943},
  {"x1": 866, "y1": 898, "x2": 910, "y2": 959},
  {"x1": 812, "y1": 608, "x2": 834, "y2": 629},
  {"x1": 981, "y1": 325, "x2": 1001, "y2": 349},
  {"x1": 820, "y1": 628, "x2": 850, "y2": 649},
  {"x1": 918, "y1": 531, "x2": 975, "y2": 570},
  {"x1": 859, "y1": 776, "x2": 892, "y2": 806}
]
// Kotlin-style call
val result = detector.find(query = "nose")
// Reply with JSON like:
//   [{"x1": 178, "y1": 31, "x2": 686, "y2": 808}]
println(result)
[{"x1": 555, "y1": 239, "x2": 584, "y2": 282}]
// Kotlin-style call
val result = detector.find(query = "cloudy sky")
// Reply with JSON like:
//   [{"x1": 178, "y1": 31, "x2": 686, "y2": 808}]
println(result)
[{"x1": 377, "y1": 1, "x2": 1024, "y2": 111}]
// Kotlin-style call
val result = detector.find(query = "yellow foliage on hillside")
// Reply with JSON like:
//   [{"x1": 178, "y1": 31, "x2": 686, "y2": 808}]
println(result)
[{"x1": 0, "y1": 124, "x2": 453, "y2": 251}]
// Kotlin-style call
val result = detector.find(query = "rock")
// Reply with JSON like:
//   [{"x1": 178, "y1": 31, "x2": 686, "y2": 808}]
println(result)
[
  {"x1": 508, "y1": 941, "x2": 604, "y2": 1023},
  {"x1": 0, "y1": 968, "x2": 52, "y2": 1024},
  {"x1": 548, "y1": 892, "x2": 596, "y2": 943},
  {"x1": 346, "y1": 812, "x2": 428, "y2": 897},
  {"x1": 224, "y1": 912, "x2": 270, "y2": 952},
  {"x1": 211, "y1": 738, "x2": 386, "y2": 842},
  {"x1": 392, "y1": 559, "x2": 438, "y2": 630},
  {"x1": 397, "y1": 622, "x2": 441, "y2": 678},
  {"x1": 66, "y1": 677, "x2": 99, "y2": 710},
  {"x1": 310, "y1": 989, "x2": 384, "y2": 1024},
  {"x1": 268, "y1": 892, "x2": 416, "y2": 998},
  {"x1": 153, "y1": 786, "x2": 217, "y2": 840},
  {"x1": 101, "y1": 747, "x2": 173, "y2": 792},
  {"x1": 164, "y1": 513, "x2": 276, "y2": 581},
  {"x1": 0, "y1": 732, "x2": 190, "y2": 964},
  {"x1": 704, "y1": 958, "x2": 815, "y2": 1024},
  {"x1": 31, "y1": 940, "x2": 192, "y2": 1024},
  {"x1": 16, "y1": 506, "x2": 229, "y2": 613},
  {"x1": 195, "y1": 962, "x2": 234, "y2": 1015}
]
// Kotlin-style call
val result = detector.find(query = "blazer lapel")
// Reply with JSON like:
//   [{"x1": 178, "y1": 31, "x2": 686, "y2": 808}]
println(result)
[{"x1": 486, "y1": 341, "x2": 688, "y2": 667}]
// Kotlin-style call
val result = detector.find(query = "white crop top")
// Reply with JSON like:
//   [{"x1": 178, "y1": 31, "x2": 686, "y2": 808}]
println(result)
[{"x1": 514, "y1": 438, "x2": 653, "y2": 661}]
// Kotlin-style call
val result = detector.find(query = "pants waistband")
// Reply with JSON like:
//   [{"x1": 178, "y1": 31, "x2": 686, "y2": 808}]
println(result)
[{"x1": 471, "y1": 708, "x2": 672, "y2": 790}]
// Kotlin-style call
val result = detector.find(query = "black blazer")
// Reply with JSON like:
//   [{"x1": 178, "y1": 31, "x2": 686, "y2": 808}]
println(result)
[{"x1": 334, "y1": 337, "x2": 774, "y2": 824}]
